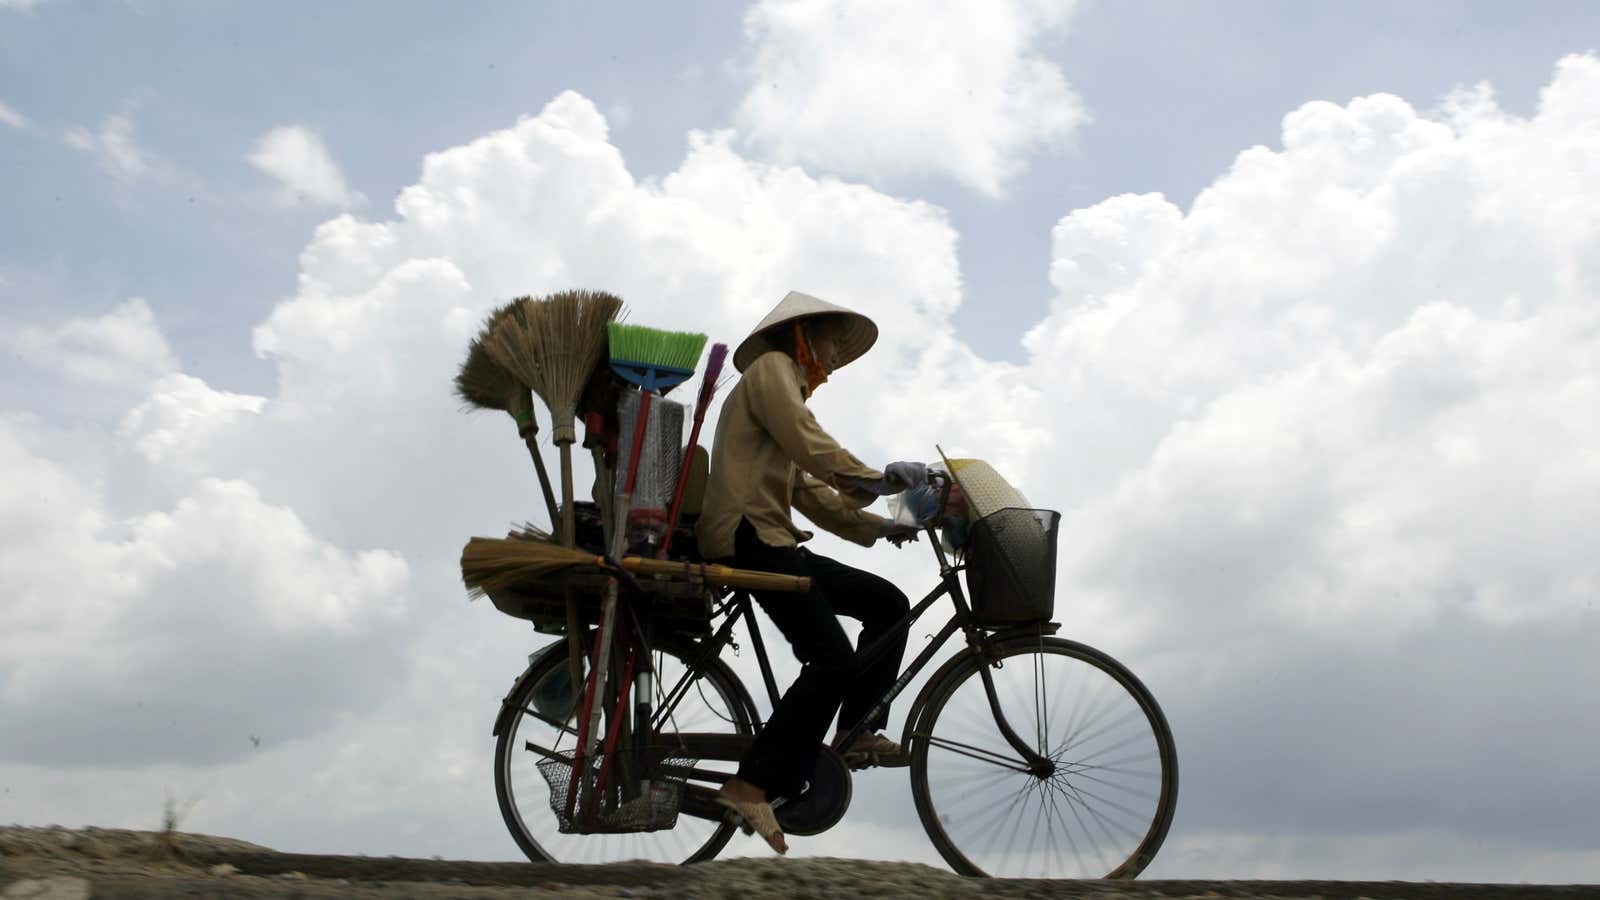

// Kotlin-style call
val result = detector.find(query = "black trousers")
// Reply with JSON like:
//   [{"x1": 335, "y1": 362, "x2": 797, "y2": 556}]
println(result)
[{"x1": 718, "y1": 518, "x2": 911, "y2": 798}]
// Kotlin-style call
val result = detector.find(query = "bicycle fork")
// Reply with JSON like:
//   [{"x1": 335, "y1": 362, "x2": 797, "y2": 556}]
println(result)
[{"x1": 971, "y1": 641, "x2": 1056, "y2": 778}]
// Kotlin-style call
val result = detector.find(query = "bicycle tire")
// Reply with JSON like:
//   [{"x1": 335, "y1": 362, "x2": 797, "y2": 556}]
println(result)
[
  {"x1": 494, "y1": 633, "x2": 759, "y2": 865},
  {"x1": 908, "y1": 636, "x2": 1178, "y2": 879}
]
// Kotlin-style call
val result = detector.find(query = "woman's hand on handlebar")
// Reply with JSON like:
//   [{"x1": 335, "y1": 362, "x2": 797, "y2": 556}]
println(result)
[
  {"x1": 878, "y1": 520, "x2": 921, "y2": 548},
  {"x1": 840, "y1": 461, "x2": 928, "y2": 497},
  {"x1": 884, "y1": 461, "x2": 928, "y2": 492}
]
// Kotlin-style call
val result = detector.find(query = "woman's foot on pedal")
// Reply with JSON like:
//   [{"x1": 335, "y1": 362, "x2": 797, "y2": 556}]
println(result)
[
  {"x1": 834, "y1": 730, "x2": 911, "y2": 769},
  {"x1": 715, "y1": 778, "x2": 788, "y2": 854}
]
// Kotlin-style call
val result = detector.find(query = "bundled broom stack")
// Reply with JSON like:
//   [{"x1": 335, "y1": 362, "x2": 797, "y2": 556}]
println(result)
[
  {"x1": 454, "y1": 289, "x2": 811, "y2": 834},
  {"x1": 455, "y1": 289, "x2": 811, "y2": 612}
]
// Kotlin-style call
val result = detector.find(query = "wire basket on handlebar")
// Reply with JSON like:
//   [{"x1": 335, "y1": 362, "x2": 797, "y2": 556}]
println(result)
[{"x1": 963, "y1": 508, "x2": 1060, "y2": 626}]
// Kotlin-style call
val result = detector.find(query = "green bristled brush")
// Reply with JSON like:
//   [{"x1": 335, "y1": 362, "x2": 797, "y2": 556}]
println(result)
[{"x1": 607, "y1": 323, "x2": 708, "y2": 507}]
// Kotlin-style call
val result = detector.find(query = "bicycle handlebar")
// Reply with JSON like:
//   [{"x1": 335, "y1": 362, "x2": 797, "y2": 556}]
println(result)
[{"x1": 928, "y1": 470, "x2": 954, "y2": 522}]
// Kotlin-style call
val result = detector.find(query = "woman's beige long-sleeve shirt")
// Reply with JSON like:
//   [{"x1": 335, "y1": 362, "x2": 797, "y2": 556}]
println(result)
[{"x1": 697, "y1": 350, "x2": 885, "y2": 559}]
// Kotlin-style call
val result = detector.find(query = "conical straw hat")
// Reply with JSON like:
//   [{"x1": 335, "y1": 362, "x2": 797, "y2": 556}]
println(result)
[
  {"x1": 937, "y1": 450, "x2": 1030, "y2": 520},
  {"x1": 732, "y1": 290, "x2": 879, "y2": 372}
]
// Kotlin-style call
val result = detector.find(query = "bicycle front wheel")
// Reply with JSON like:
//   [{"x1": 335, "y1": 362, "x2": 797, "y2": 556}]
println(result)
[
  {"x1": 494, "y1": 633, "x2": 757, "y2": 865},
  {"x1": 909, "y1": 636, "x2": 1178, "y2": 879}
]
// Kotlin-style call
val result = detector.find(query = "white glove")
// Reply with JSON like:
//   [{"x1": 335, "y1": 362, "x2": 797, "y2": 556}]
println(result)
[
  {"x1": 883, "y1": 461, "x2": 928, "y2": 492},
  {"x1": 842, "y1": 461, "x2": 929, "y2": 497}
]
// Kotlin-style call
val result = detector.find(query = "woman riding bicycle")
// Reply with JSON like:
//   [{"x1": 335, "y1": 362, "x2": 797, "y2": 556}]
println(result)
[{"x1": 696, "y1": 290, "x2": 925, "y2": 854}]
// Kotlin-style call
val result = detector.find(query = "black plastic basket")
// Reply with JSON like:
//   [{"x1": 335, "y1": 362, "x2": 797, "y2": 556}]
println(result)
[
  {"x1": 963, "y1": 508, "x2": 1060, "y2": 626},
  {"x1": 536, "y1": 750, "x2": 692, "y2": 834}
]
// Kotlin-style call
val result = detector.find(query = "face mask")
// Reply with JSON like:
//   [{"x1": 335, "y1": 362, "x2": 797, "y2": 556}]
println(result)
[{"x1": 793, "y1": 324, "x2": 830, "y2": 393}]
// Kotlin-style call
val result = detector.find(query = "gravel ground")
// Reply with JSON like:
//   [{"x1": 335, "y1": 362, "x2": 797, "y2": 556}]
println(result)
[{"x1": 3, "y1": 827, "x2": 1597, "y2": 899}]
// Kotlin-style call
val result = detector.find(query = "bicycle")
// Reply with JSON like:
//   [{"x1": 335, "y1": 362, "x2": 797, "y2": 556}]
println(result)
[{"x1": 487, "y1": 471, "x2": 1179, "y2": 878}]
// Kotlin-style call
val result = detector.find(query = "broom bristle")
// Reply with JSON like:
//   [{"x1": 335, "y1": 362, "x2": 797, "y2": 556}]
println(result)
[
  {"x1": 607, "y1": 323, "x2": 708, "y2": 372},
  {"x1": 460, "y1": 536, "x2": 599, "y2": 599},
  {"x1": 509, "y1": 521, "x2": 553, "y2": 542},
  {"x1": 454, "y1": 302, "x2": 526, "y2": 412},
  {"x1": 696, "y1": 343, "x2": 729, "y2": 408},
  {"x1": 485, "y1": 290, "x2": 623, "y2": 442}
]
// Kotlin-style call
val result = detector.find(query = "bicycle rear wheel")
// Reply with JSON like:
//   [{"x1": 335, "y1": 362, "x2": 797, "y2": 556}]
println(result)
[
  {"x1": 909, "y1": 636, "x2": 1177, "y2": 879},
  {"x1": 494, "y1": 633, "x2": 757, "y2": 865}
]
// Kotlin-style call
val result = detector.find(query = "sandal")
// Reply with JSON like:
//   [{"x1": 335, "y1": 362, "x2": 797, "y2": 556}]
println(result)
[
  {"x1": 714, "y1": 792, "x2": 788, "y2": 855},
  {"x1": 836, "y1": 731, "x2": 911, "y2": 769}
]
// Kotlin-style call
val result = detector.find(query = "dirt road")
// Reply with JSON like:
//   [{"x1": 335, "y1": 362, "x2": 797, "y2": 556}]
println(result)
[{"x1": 3, "y1": 827, "x2": 1595, "y2": 899}]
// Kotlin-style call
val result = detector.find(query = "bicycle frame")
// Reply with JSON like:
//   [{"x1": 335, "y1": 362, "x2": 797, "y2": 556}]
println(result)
[{"x1": 650, "y1": 512, "x2": 1055, "y2": 780}]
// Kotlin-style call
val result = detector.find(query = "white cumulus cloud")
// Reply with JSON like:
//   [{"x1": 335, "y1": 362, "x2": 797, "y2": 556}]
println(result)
[
  {"x1": 11, "y1": 298, "x2": 179, "y2": 388},
  {"x1": 117, "y1": 372, "x2": 267, "y2": 465},
  {"x1": 734, "y1": 0, "x2": 1085, "y2": 197},
  {"x1": 0, "y1": 425, "x2": 409, "y2": 767},
  {"x1": 247, "y1": 124, "x2": 362, "y2": 208}
]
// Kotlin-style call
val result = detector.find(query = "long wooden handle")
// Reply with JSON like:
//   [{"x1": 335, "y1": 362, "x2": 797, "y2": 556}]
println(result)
[
  {"x1": 521, "y1": 433, "x2": 561, "y2": 533},
  {"x1": 510, "y1": 395, "x2": 561, "y2": 532},
  {"x1": 618, "y1": 556, "x2": 810, "y2": 593},
  {"x1": 658, "y1": 410, "x2": 705, "y2": 558},
  {"x1": 556, "y1": 440, "x2": 584, "y2": 717}
]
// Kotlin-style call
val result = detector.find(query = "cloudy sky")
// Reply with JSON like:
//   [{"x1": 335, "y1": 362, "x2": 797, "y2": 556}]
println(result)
[{"x1": 3, "y1": 0, "x2": 1599, "y2": 881}]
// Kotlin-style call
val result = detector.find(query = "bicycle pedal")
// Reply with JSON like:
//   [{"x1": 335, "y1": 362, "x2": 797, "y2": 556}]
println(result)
[
  {"x1": 845, "y1": 750, "x2": 910, "y2": 770},
  {"x1": 719, "y1": 809, "x2": 754, "y2": 835}
]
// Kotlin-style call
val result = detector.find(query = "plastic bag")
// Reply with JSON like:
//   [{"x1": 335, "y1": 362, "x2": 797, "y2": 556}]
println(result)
[{"x1": 887, "y1": 463, "x2": 971, "y2": 552}]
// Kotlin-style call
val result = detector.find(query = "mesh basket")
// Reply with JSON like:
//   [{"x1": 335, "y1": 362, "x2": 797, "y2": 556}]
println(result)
[
  {"x1": 536, "y1": 750, "x2": 692, "y2": 834},
  {"x1": 963, "y1": 508, "x2": 1060, "y2": 626}
]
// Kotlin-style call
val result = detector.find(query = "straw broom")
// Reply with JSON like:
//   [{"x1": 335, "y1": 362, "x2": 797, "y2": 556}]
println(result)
[
  {"x1": 485, "y1": 289, "x2": 623, "y2": 708},
  {"x1": 485, "y1": 290, "x2": 623, "y2": 542},
  {"x1": 453, "y1": 302, "x2": 561, "y2": 530}
]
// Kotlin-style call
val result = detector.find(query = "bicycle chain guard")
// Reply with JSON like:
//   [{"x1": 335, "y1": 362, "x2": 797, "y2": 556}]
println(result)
[{"x1": 773, "y1": 744, "x2": 851, "y2": 836}]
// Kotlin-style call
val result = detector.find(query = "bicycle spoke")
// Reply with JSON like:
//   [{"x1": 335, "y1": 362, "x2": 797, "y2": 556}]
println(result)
[
  {"x1": 1045, "y1": 656, "x2": 1075, "y2": 753},
  {"x1": 1062, "y1": 767, "x2": 1162, "y2": 804},
  {"x1": 1060, "y1": 748, "x2": 1162, "y2": 777},
  {"x1": 1043, "y1": 776, "x2": 1086, "y2": 874},
  {"x1": 968, "y1": 774, "x2": 1033, "y2": 836},
  {"x1": 1060, "y1": 707, "x2": 1145, "y2": 759},
  {"x1": 992, "y1": 778, "x2": 1039, "y2": 862},
  {"x1": 1055, "y1": 662, "x2": 1094, "y2": 759},
  {"x1": 1034, "y1": 641, "x2": 1048, "y2": 754},
  {"x1": 931, "y1": 763, "x2": 1021, "y2": 801},
  {"x1": 1022, "y1": 781, "x2": 1046, "y2": 871},
  {"x1": 1040, "y1": 777, "x2": 1060, "y2": 877},
  {"x1": 1049, "y1": 775, "x2": 1111, "y2": 873},
  {"x1": 997, "y1": 661, "x2": 1040, "y2": 746},
  {"x1": 1059, "y1": 779, "x2": 1150, "y2": 841},
  {"x1": 970, "y1": 775, "x2": 1037, "y2": 858},
  {"x1": 1060, "y1": 680, "x2": 1122, "y2": 755},
  {"x1": 1055, "y1": 775, "x2": 1142, "y2": 856},
  {"x1": 921, "y1": 735, "x2": 1032, "y2": 773}
]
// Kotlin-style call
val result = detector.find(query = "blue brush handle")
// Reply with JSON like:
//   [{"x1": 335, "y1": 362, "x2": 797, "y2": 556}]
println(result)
[{"x1": 610, "y1": 359, "x2": 696, "y2": 393}]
